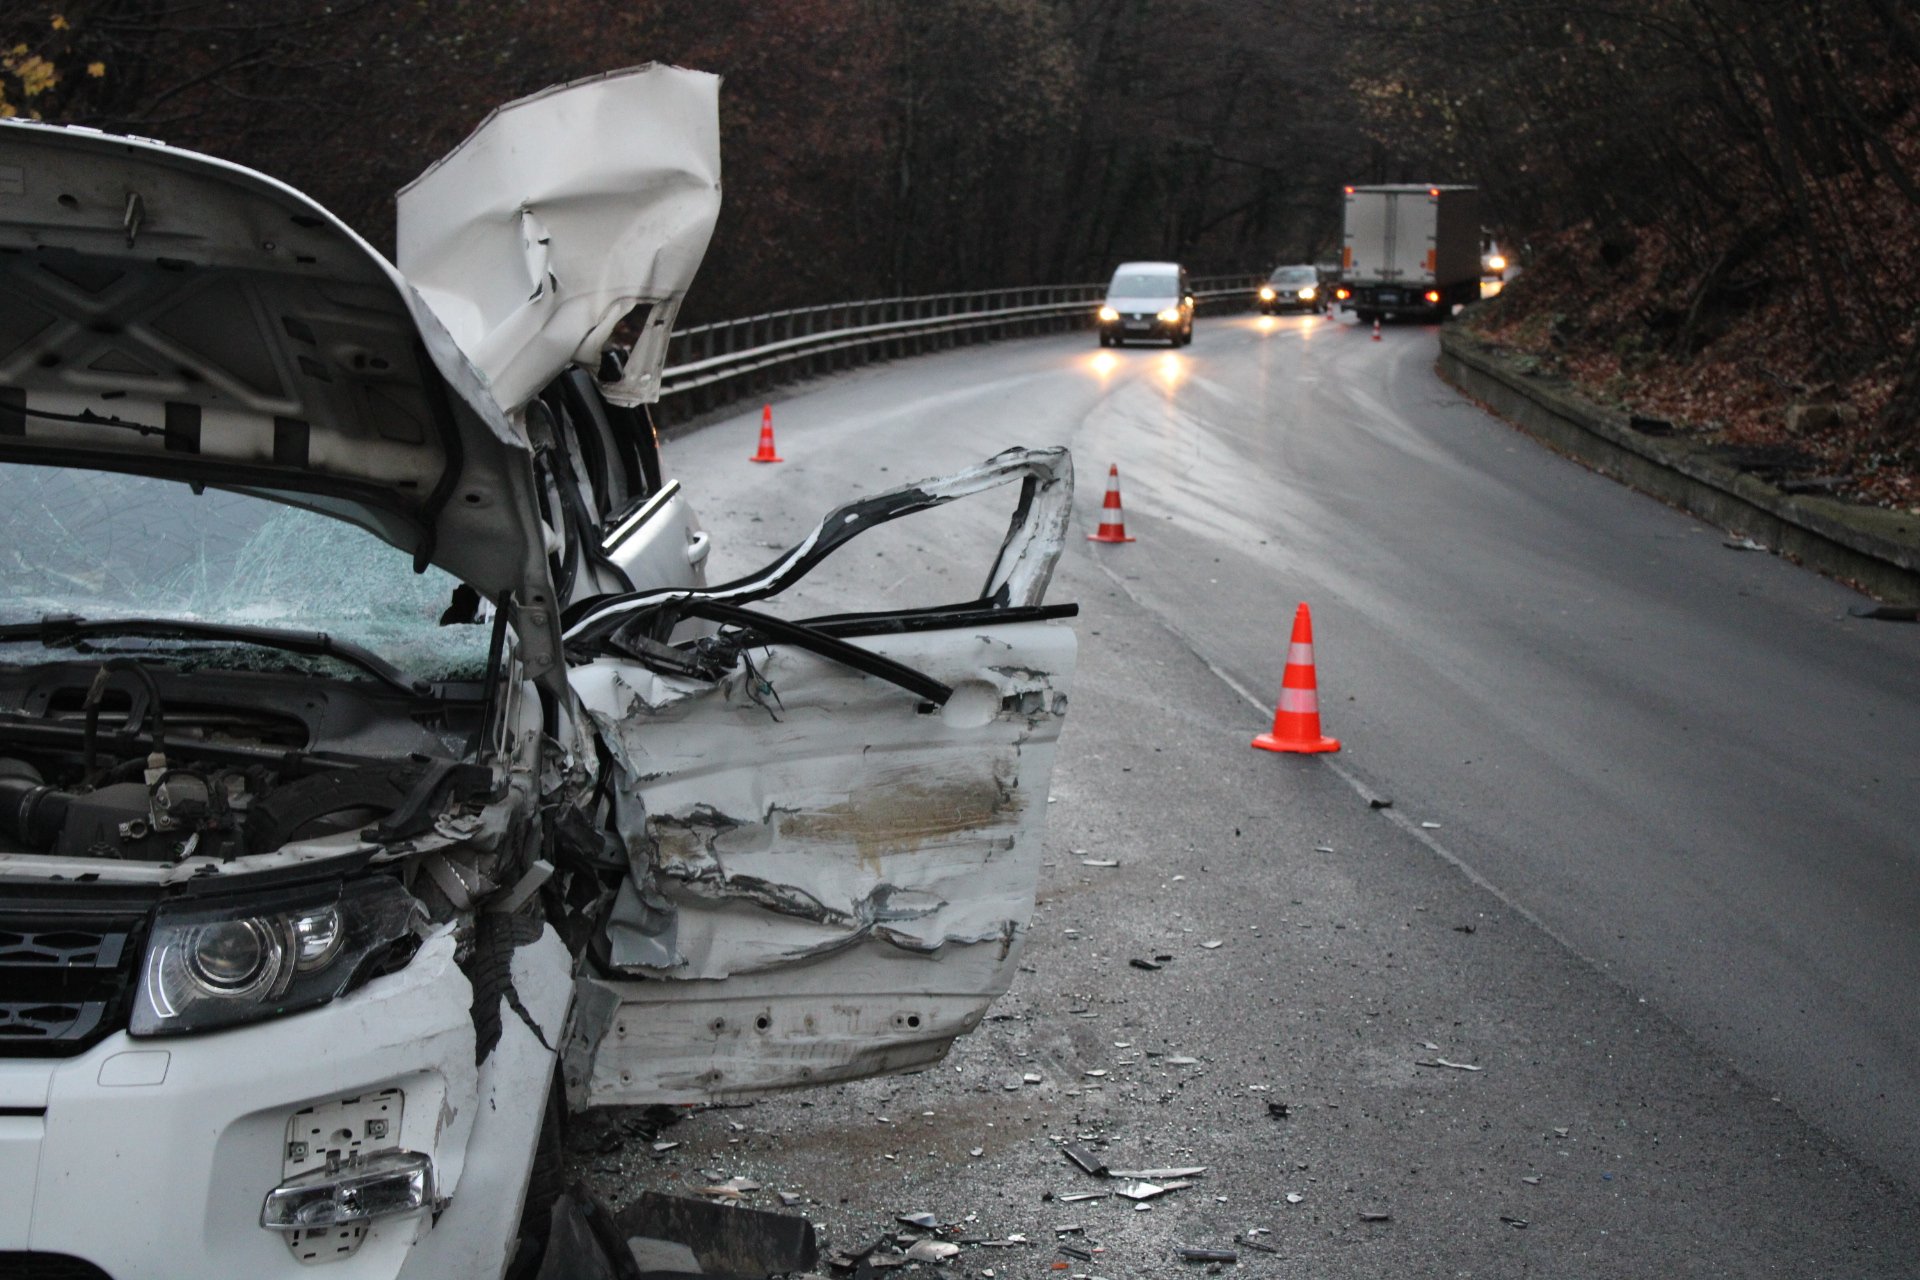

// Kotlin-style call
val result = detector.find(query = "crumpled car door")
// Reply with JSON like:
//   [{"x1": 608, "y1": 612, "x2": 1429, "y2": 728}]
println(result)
[{"x1": 562, "y1": 448, "x2": 1075, "y2": 1105}]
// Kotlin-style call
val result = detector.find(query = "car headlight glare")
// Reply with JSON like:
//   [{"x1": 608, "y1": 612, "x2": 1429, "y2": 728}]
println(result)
[
  {"x1": 1487, "y1": 254, "x2": 1507, "y2": 271},
  {"x1": 1097, "y1": 305, "x2": 1119, "y2": 322},
  {"x1": 1300, "y1": 286, "x2": 1317, "y2": 300},
  {"x1": 134, "y1": 878, "x2": 422, "y2": 1037},
  {"x1": 1258, "y1": 286, "x2": 1276, "y2": 301},
  {"x1": 1157, "y1": 307, "x2": 1182, "y2": 324}
]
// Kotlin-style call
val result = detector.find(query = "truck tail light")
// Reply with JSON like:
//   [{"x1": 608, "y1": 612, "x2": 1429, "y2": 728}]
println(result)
[{"x1": 1425, "y1": 290, "x2": 1441, "y2": 303}]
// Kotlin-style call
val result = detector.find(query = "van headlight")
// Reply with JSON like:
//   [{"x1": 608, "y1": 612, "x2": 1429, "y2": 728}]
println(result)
[
  {"x1": 1300, "y1": 286, "x2": 1317, "y2": 300},
  {"x1": 1097, "y1": 305, "x2": 1119, "y2": 322},
  {"x1": 1258, "y1": 285, "x2": 1276, "y2": 301},
  {"x1": 1157, "y1": 307, "x2": 1182, "y2": 324},
  {"x1": 132, "y1": 877, "x2": 423, "y2": 1036}
]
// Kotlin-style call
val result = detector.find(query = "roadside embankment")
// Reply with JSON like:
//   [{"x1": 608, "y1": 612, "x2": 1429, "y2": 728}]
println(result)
[{"x1": 1438, "y1": 326, "x2": 1920, "y2": 605}]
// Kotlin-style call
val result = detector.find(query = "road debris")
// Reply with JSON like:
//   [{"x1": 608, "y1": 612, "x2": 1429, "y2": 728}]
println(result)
[
  {"x1": 1081, "y1": 858, "x2": 1120, "y2": 867},
  {"x1": 698, "y1": 1175, "x2": 763, "y2": 1199},
  {"x1": 1267, "y1": 1101, "x2": 1290, "y2": 1118},
  {"x1": 1501, "y1": 1215, "x2": 1530, "y2": 1229},
  {"x1": 1359, "y1": 1210, "x2": 1391, "y2": 1222},
  {"x1": 896, "y1": 1212, "x2": 939, "y2": 1230},
  {"x1": 1723, "y1": 536, "x2": 1768, "y2": 551},
  {"x1": 1415, "y1": 1057, "x2": 1483, "y2": 1071},
  {"x1": 1063, "y1": 1144, "x2": 1109, "y2": 1177},
  {"x1": 1115, "y1": 1180, "x2": 1192, "y2": 1200},
  {"x1": 1057, "y1": 1190, "x2": 1111, "y2": 1203},
  {"x1": 1165, "y1": 1055, "x2": 1200, "y2": 1066},
  {"x1": 1420, "y1": 821, "x2": 1442, "y2": 829},
  {"x1": 1236, "y1": 1235, "x2": 1279, "y2": 1255},
  {"x1": 1108, "y1": 1166, "x2": 1206, "y2": 1180},
  {"x1": 906, "y1": 1240, "x2": 961, "y2": 1263},
  {"x1": 1178, "y1": 1247, "x2": 1240, "y2": 1263},
  {"x1": 612, "y1": 1190, "x2": 819, "y2": 1277},
  {"x1": 1057, "y1": 1243, "x2": 1093, "y2": 1261},
  {"x1": 1285, "y1": 1193, "x2": 1304, "y2": 1204},
  {"x1": 1129, "y1": 958, "x2": 1163, "y2": 971},
  {"x1": 1200, "y1": 940, "x2": 1224, "y2": 950}
]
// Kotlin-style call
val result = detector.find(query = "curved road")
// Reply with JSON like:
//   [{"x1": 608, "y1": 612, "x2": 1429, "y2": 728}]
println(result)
[{"x1": 662, "y1": 311, "x2": 1920, "y2": 1194}]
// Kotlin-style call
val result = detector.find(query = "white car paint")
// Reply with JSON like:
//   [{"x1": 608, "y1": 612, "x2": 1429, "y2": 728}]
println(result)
[{"x1": 0, "y1": 67, "x2": 1076, "y2": 1280}]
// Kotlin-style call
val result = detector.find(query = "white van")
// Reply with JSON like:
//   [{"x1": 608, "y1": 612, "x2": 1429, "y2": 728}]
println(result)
[{"x1": 1096, "y1": 261, "x2": 1193, "y2": 347}]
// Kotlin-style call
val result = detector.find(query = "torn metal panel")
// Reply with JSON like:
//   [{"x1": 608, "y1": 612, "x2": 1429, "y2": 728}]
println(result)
[
  {"x1": 574, "y1": 619, "x2": 1074, "y2": 1105},
  {"x1": 563, "y1": 447, "x2": 1073, "y2": 647},
  {"x1": 397, "y1": 65, "x2": 722, "y2": 412},
  {"x1": 575, "y1": 953, "x2": 1016, "y2": 1105}
]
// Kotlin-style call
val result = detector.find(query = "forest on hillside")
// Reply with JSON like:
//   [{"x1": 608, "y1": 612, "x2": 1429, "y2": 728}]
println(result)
[{"x1": 5, "y1": 1, "x2": 1917, "y2": 489}]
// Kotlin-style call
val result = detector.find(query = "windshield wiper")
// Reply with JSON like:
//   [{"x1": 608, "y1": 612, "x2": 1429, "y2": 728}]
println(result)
[{"x1": 0, "y1": 615, "x2": 430, "y2": 697}]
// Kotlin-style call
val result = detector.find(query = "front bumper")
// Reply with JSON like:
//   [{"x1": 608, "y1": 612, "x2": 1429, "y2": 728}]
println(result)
[
  {"x1": 0, "y1": 926, "x2": 567, "y2": 1280},
  {"x1": 1100, "y1": 312, "x2": 1183, "y2": 340}
]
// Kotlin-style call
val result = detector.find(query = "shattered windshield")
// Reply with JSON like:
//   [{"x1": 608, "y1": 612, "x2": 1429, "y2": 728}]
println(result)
[{"x1": 0, "y1": 464, "x2": 490, "y2": 680}]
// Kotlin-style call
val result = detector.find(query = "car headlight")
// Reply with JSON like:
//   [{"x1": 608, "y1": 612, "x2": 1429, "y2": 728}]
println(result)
[
  {"x1": 1097, "y1": 305, "x2": 1119, "y2": 322},
  {"x1": 1486, "y1": 254, "x2": 1507, "y2": 272},
  {"x1": 133, "y1": 877, "x2": 423, "y2": 1036},
  {"x1": 1157, "y1": 307, "x2": 1182, "y2": 324},
  {"x1": 1300, "y1": 286, "x2": 1317, "y2": 300},
  {"x1": 1258, "y1": 286, "x2": 1276, "y2": 301}
]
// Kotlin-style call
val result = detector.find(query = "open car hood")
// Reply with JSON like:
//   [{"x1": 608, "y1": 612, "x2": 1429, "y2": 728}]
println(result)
[
  {"x1": 0, "y1": 120, "x2": 596, "y2": 692},
  {"x1": 397, "y1": 65, "x2": 721, "y2": 412}
]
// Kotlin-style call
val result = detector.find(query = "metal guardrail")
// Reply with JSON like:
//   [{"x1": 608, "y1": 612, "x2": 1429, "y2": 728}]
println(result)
[{"x1": 654, "y1": 274, "x2": 1263, "y2": 422}]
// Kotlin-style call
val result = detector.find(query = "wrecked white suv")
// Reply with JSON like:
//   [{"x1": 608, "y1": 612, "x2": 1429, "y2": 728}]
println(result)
[{"x1": 0, "y1": 66, "x2": 1075, "y2": 1279}]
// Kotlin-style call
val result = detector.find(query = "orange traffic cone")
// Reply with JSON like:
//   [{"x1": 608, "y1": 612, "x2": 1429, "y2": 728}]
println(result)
[
  {"x1": 1087, "y1": 464, "x2": 1136, "y2": 543},
  {"x1": 1253, "y1": 603, "x2": 1341, "y2": 754},
  {"x1": 750, "y1": 405, "x2": 783, "y2": 463},
  {"x1": 1370, "y1": 319, "x2": 1382, "y2": 342}
]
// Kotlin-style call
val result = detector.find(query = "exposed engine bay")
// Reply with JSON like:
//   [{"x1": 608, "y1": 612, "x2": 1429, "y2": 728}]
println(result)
[{"x1": 0, "y1": 657, "x2": 488, "y2": 864}]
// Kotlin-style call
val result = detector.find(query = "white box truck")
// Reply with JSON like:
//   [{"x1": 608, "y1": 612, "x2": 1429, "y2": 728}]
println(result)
[{"x1": 1338, "y1": 184, "x2": 1481, "y2": 321}]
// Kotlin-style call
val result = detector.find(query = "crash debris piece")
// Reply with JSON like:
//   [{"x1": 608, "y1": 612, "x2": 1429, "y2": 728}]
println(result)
[
  {"x1": 1200, "y1": 940, "x2": 1224, "y2": 950},
  {"x1": 1081, "y1": 858, "x2": 1119, "y2": 867},
  {"x1": 1285, "y1": 1193, "x2": 1304, "y2": 1205},
  {"x1": 907, "y1": 1240, "x2": 961, "y2": 1263},
  {"x1": 614, "y1": 1190, "x2": 819, "y2": 1277},
  {"x1": 698, "y1": 1175, "x2": 763, "y2": 1198},
  {"x1": 1236, "y1": 1235, "x2": 1279, "y2": 1255},
  {"x1": 1267, "y1": 1101, "x2": 1290, "y2": 1118},
  {"x1": 1057, "y1": 1190, "x2": 1111, "y2": 1203},
  {"x1": 1064, "y1": 1144, "x2": 1109, "y2": 1177},
  {"x1": 1024, "y1": 1072, "x2": 1044, "y2": 1084},
  {"x1": 1129, "y1": 958, "x2": 1163, "y2": 971},
  {"x1": 897, "y1": 1212, "x2": 939, "y2": 1229},
  {"x1": 1501, "y1": 1215, "x2": 1530, "y2": 1229},
  {"x1": 1165, "y1": 1056, "x2": 1200, "y2": 1066},
  {"x1": 1179, "y1": 1247, "x2": 1239, "y2": 1263},
  {"x1": 1108, "y1": 1167, "x2": 1206, "y2": 1180},
  {"x1": 1359, "y1": 1211, "x2": 1391, "y2": 1223},
  {"x1": 1415, "y1": 1058, "x2": 1483, "y2": 1071},
  {"x1": 1115, "y1": 1180, "x2": 1192, "y2": 1200}
]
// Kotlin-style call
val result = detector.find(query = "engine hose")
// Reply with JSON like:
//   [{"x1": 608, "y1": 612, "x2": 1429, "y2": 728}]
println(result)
[
  {"x1": 0, "y1": 760, "x2": 69, "y2": 850},
  {"x1": 82, "y1": 658, "x2": 168, "y2": 782}
]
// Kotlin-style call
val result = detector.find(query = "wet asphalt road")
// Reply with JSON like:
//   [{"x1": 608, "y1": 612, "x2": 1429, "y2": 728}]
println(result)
[{"x1": 567, "y1": 315, "x2": 1920, "y2": 1276}]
